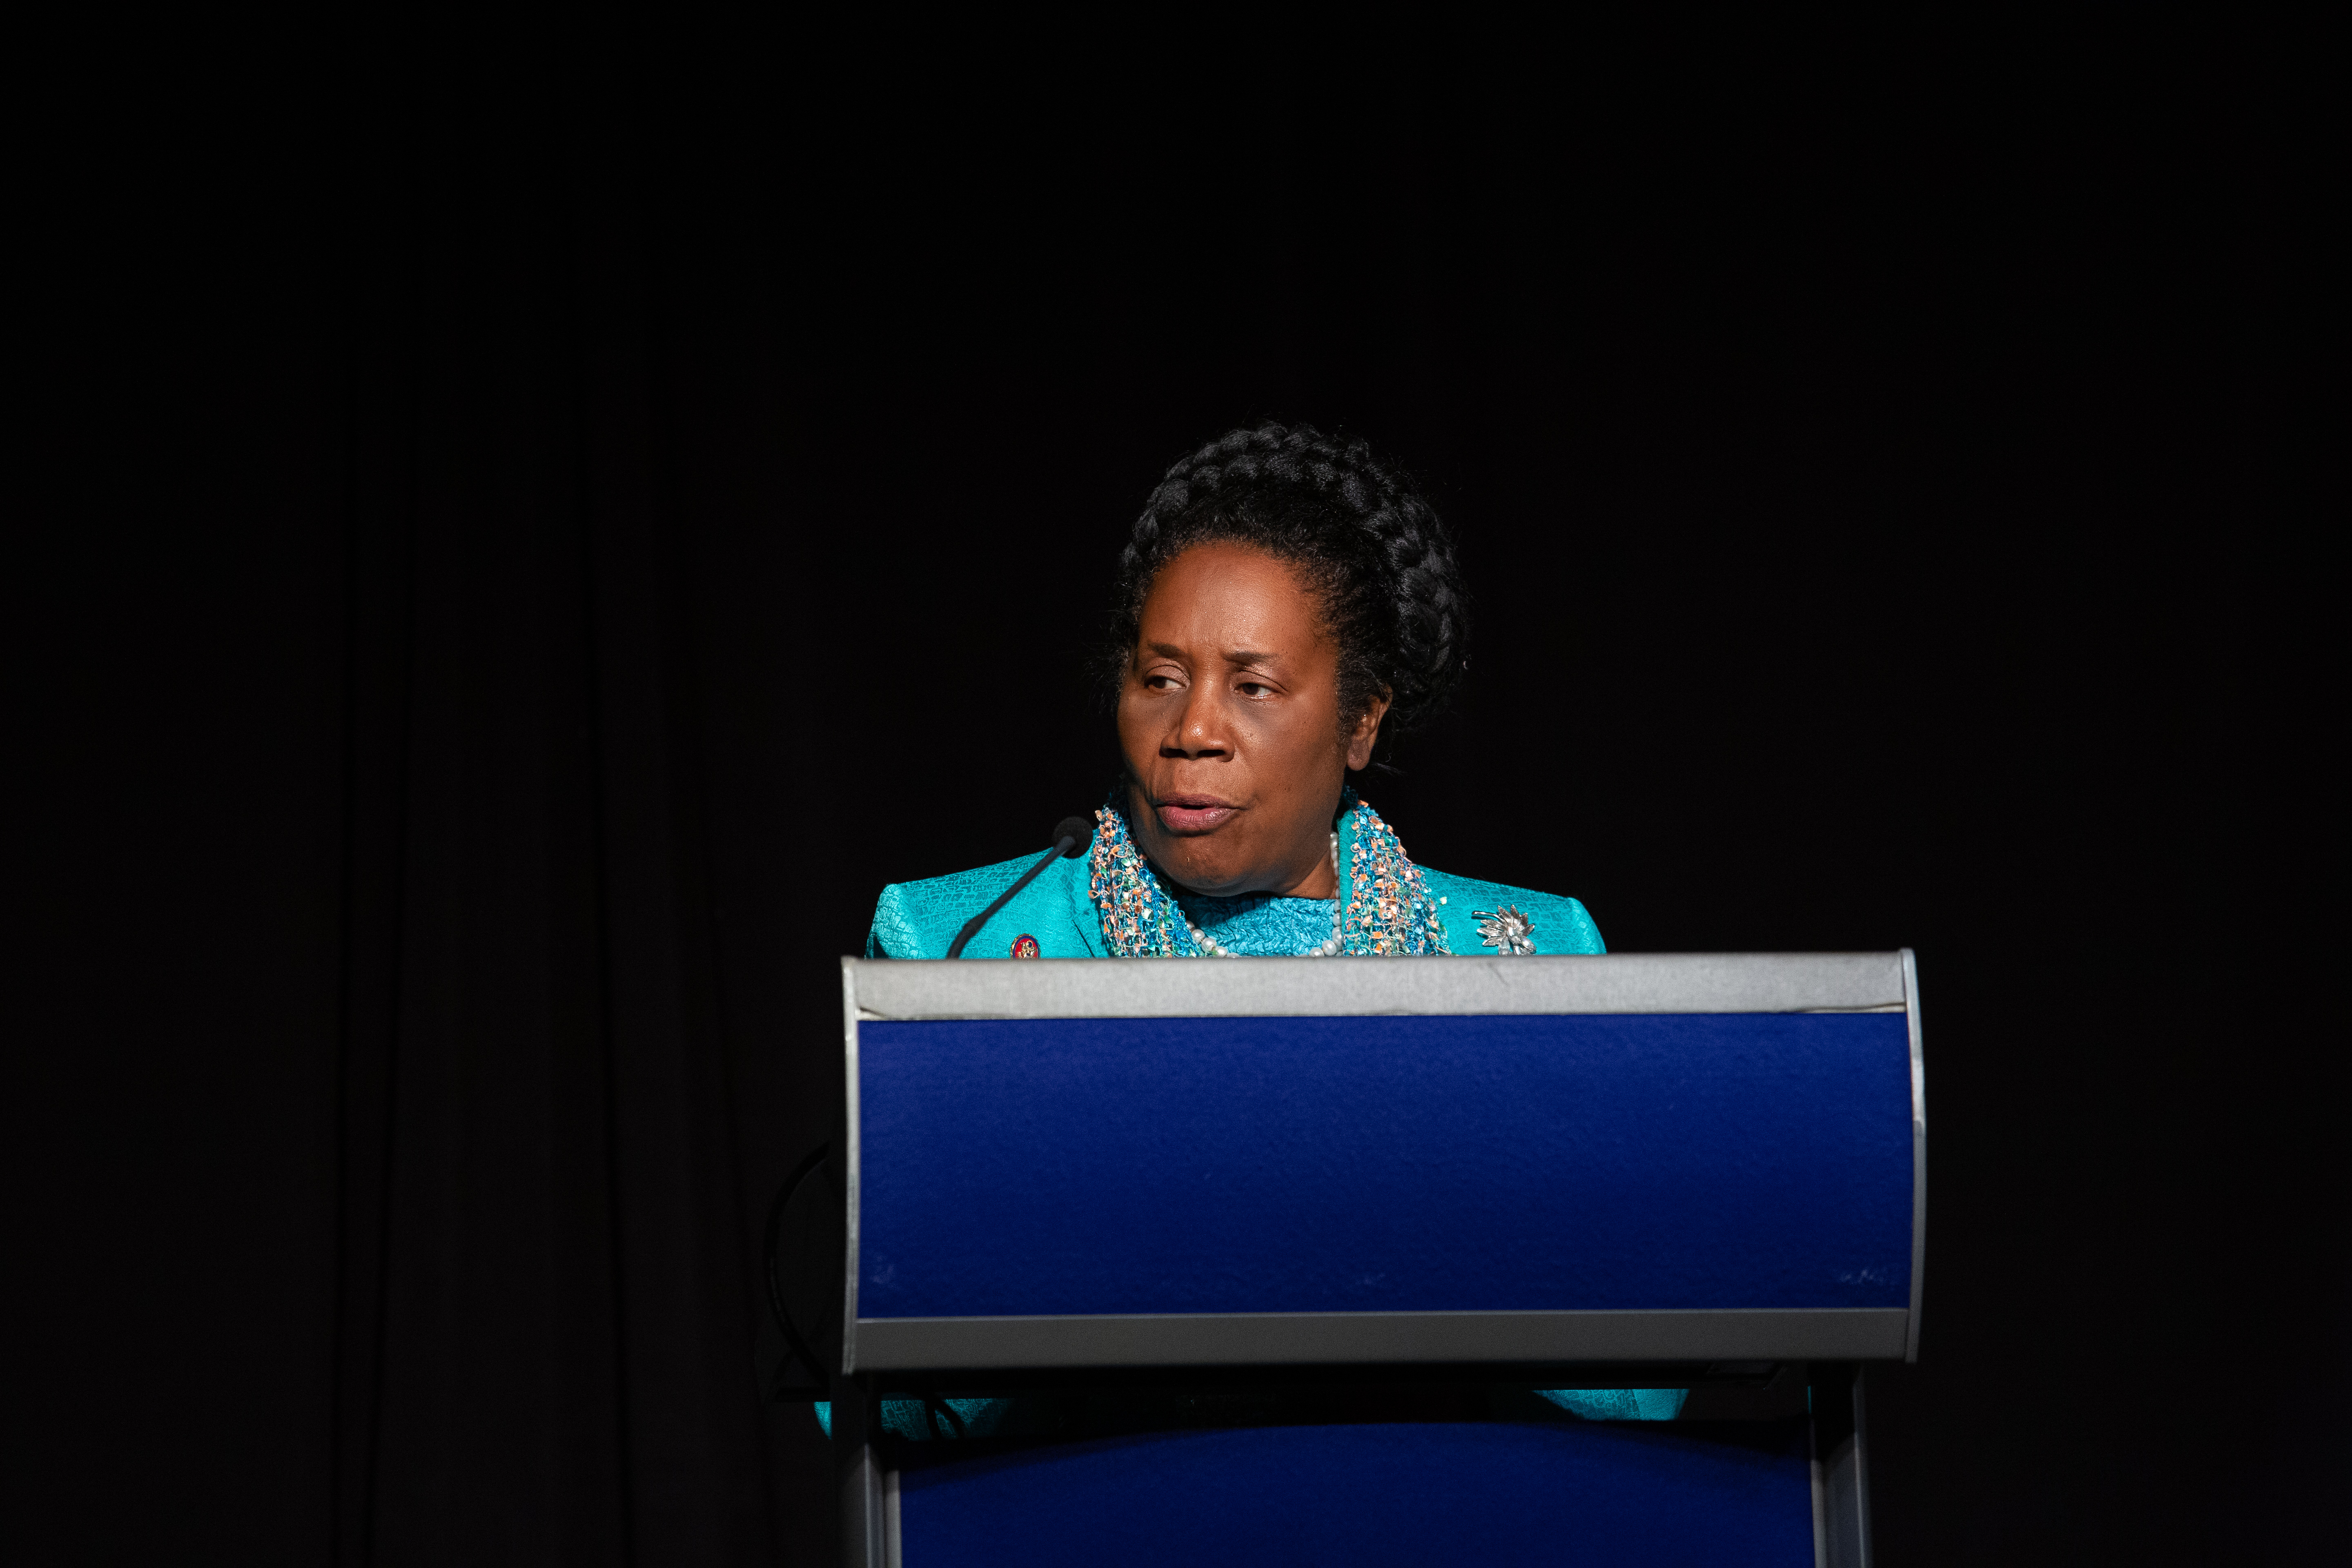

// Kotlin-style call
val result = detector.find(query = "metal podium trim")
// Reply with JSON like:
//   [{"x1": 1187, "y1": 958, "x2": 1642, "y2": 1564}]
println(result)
[
  {"x1": 848, "y1": 1307, "x2": 1909, "y2": 1371},
  {"x1": 1812, "y1": 1363, "x2": 1875, "y2": 1567},
  {"x1": 841, "y1": 963, "x2": 864, "y2": 1376},
  {"x1": 1902, "y1": 949, "x2": 1927, "y2": 1364},
  {"x1": 846, "y1": 951, "x2": 1908, "y2": 1021}
]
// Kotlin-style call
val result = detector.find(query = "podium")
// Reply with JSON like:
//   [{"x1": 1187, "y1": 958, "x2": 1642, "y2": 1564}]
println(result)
[{"x1": 818, "y1": 952, "x2": 1924, "y2": 1566}]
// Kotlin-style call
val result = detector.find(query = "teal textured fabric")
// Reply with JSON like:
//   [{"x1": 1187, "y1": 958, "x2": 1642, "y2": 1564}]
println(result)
[
  {"x1": 1539, "y1": 1388, "x2": 1691, "y2": 1422},
  {"x1": 866, "y1": 851, "x2": 1109, "y2": 960},
  {"x1": 1178, "y1": 893, "x2": 1338, "y2": 955}
]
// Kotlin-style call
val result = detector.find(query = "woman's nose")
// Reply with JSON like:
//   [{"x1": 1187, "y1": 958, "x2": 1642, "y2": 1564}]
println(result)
[{"x1": 1167, "y1": 683, "x2": 1230, "y2": 758}]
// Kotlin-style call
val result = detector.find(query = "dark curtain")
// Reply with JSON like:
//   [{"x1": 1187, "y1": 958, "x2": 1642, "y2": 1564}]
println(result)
[
  {"x1": 22, "y1": 74, "x2": 832, "y2": 1564},
  {"x1": 17, "y1": 29, "x2": 2331, "y2": 1567},
  {"x1": 325, "y1": 125, "x2": 791, "y2": 1561}
]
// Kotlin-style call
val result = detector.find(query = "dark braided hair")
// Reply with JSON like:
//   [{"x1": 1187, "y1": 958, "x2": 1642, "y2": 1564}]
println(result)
[{"x1": 1102, "y1": 422, "x2": 1470, "y2": 748}]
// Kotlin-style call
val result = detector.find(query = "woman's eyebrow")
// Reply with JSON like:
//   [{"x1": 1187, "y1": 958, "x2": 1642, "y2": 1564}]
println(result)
[{"x1": 1222, "y1": 648, "x2": 1279, "y2": 668}]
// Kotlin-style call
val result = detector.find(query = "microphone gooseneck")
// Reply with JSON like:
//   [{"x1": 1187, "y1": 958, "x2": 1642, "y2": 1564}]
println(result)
[{"x1": 944, "y1": 816, "x2": 1093, "y2": 960}]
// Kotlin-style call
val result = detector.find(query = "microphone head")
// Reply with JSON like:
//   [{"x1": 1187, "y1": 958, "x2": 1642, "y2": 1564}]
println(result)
[{"x1": 1052, "y1": 815, "x2": 1093, "y2": 857}]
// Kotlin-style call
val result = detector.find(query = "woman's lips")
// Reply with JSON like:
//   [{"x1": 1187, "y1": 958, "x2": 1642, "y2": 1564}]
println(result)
[{"x1": 1155, "y1": 797, "x2": 1239, "y2": 833}]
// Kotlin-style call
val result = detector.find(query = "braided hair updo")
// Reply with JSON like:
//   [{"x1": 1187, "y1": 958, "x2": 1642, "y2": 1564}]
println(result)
[{"x1": 1103, "y1": 423, "x2": 1471, "y2": 749}]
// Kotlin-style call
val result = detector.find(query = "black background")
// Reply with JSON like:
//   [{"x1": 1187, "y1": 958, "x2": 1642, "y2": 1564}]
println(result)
[{"x1": 13, "y1": 22, "x2": 2334, "y2": 1565}]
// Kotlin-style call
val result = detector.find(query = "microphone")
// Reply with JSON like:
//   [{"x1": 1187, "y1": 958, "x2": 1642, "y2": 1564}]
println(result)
[{"x1": 945, "y1": 816, "x2": 1092, "y2": 960}]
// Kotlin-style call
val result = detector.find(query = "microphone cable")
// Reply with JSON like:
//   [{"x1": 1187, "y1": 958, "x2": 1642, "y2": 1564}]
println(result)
[{"x1": 763, "y1": 1141, "x2": 833, "y2": 1399}]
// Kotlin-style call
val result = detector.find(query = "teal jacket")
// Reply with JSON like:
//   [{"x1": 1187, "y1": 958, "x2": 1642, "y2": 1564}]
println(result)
[{"x1": 866, "y1": 819, "x2": 1605, "y2": 960}]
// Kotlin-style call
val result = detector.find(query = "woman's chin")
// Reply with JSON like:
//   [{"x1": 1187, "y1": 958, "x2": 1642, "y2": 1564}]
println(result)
[{"x1": 1156, "y1": 852, "x2": 1251, "y2": 900}]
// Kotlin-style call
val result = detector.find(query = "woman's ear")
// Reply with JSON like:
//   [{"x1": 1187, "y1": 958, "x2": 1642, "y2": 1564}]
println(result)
[{"x1": 1345, "y1": 690, "x2": 1393, "y2": 772}]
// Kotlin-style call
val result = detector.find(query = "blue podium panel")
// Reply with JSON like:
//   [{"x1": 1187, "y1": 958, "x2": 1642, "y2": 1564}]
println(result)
[
  {"x1": 861, "y1": 1013, "x2": 1910, "y2": 1315},
  {"x1": 844, "y1": 954, "x2": 1927, "y2": 1370},
  {"x1": 893, "y1": 1420, "x2": 1817, "y2": 1568}
]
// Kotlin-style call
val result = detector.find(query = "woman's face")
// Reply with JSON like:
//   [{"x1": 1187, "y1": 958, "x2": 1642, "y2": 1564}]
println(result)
[{"x1": 1118, "y1": 542, "x2": 1388, "y2": 899}]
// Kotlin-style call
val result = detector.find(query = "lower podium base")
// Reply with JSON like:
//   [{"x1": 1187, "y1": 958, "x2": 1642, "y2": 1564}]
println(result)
[{"x1": 888, "y1": 1419, "x2": 1815, "y2": 1567}]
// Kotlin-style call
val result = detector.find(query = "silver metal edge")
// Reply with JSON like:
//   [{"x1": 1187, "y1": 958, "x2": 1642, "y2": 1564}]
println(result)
[
  {"x1": 1810, "y1": 1405, "x2": 1830, "y2": 1568},
  {"x1": 882, "y1": 1465, "x2": 901, "y2": 1568},
  {"x1": 1852, "y1": 1370, "x2": 1876, "y2": 1568},
  {"x1": 849, "y1": 1307, "x2": 1911, "y2": 1370},
  {"x1": 849, "y1": 952, "x2": 1909, "y2": 1022},
  {"x1": 842, "y1": 1426, "x2": 883, "y2": 1568},
  {"x1": 1830, "y1": 1370, "x2": 1874, "y2": 1568},
  {"x1": 841, "y1": 958, "x2": 863, "y2": 1376},
  {"x1": 1815, "y1": 1368, "x2": 1871, "y2": 1568},
  {"x1": 1902, "y1": 948, "x2": 1926, "y2": 1363}
]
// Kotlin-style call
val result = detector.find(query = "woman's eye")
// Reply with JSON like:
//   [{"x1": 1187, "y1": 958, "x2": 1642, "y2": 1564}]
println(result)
[{"x1": 1237, "y1": 681, "x2": 1272, "y2": 697}]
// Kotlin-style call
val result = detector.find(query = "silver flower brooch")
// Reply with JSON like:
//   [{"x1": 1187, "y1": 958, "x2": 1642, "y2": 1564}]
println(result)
[{"x1": 1473, "y1": 905, "x2": 1537, "y2": 955}]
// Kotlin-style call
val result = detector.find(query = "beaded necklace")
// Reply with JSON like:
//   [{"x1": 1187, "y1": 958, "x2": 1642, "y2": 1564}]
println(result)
[{"x1": 1088, "y1": 785, "x2": 1453, "y2": 958}]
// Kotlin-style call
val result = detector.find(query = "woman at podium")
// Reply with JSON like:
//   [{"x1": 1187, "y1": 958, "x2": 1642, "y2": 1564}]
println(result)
[
  {"x1": 867, "y1": 421, "x2": 1606, "y2": 965},
  {"x1": 832, "y1": 423, "x2": 1691, "y2": 1454}
]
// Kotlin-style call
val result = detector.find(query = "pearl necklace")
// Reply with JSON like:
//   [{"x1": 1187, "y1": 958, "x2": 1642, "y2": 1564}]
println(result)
[{"x1": 1180, "y1": 833, "x2": 1345, "y2": 958}]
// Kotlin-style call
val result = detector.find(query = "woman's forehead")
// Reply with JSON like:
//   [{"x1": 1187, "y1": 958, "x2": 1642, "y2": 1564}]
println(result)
[{"x1": 1140, "y1": 544, "x2": 1324, "y2": 647}]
